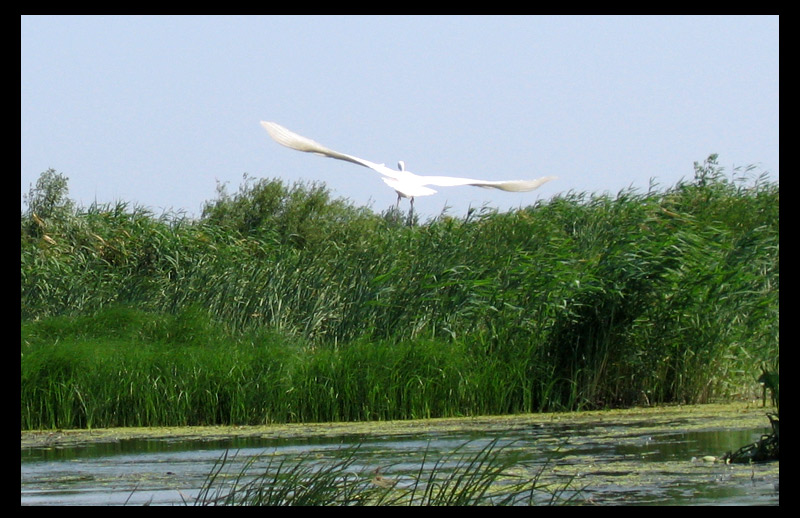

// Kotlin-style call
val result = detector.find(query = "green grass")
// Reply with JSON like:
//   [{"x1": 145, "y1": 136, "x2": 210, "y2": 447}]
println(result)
[
  {"x1": 190, "y1": 438, "x2": 579, "y2": 506},
  {"x1": 21, "y1": 307, "x2": 504, "y2": 428},
  {"x1": 21, "y1": 156, "x2": 779, "y2": 429}
]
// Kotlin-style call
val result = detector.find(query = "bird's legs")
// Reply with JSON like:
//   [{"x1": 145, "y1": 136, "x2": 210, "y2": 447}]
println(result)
[{"x1": 393, "y1": 192, "x2": 415, "y2": 226}]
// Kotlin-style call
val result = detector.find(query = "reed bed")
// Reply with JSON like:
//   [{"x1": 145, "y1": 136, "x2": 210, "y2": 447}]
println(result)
[{"x1": 21, "y1": 156, "x2": 779, "y2": 429}]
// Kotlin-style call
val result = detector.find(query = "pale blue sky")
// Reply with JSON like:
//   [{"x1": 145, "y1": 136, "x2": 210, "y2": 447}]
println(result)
[{"x1": 21, "y1": 15, "x2": 779, "y2": 219}]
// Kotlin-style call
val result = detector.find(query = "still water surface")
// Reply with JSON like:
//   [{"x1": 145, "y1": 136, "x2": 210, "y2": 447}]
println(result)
[{"x1": 21, "y1": 405, "x2": 779, "y2": 505}]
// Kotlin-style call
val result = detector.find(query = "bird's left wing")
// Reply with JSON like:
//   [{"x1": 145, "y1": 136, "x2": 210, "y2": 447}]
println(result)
[{"x1": 261, "y1": 121, "x2": 390, "y2": 174}]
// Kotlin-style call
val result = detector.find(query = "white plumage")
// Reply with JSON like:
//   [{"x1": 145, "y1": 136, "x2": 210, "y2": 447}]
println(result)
[{"x1": 261, "y1": 121, "x2": 556, "y2": 209}]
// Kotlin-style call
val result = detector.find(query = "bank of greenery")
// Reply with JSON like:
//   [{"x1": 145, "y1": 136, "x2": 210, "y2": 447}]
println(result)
[{"x1": 21, "y1": 156, "x2": 778, "y2": 429}]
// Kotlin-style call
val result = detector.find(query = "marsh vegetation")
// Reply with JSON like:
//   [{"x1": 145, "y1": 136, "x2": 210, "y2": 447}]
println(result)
[{"x1": 21, "y1": 155, "x2": 778, "y2": 430}]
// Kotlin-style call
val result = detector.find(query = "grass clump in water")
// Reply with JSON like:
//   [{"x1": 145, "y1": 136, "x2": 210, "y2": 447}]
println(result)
[{"x1": 191, "y1": 438, "x2": 579, "y2": 506}]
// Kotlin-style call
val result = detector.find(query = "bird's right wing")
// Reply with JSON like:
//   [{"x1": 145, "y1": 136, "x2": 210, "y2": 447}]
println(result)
[
  {"x1": 261, "y1": 121, "x2": 387, "y2": 173},
  {"x1": 420, "y1": 175, "x2": 558, "y2": 192}
]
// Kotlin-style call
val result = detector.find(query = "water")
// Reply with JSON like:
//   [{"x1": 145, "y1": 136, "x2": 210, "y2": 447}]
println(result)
[{"x1": 21, "y1": 407, "x2": 779, "y2": 505}]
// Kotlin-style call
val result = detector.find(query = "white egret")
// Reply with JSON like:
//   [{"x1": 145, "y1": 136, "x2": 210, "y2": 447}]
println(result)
[{"x1": 260, "y1": 121, "x2": 557, "y2": 212}]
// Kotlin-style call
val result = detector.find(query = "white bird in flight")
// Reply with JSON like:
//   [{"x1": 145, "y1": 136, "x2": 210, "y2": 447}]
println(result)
[{"x1": 260, "y1": 121, "x2": 557, "y2": 211}]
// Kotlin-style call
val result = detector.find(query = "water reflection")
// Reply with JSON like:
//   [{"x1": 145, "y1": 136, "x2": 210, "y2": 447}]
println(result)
[{"x1": 21, "y1": 420, "x2": 778, "y2": 506}]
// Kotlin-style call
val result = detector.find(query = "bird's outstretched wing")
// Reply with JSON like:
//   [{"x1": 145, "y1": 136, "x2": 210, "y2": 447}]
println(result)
[
  {"x1": 417, "y1": 175, "x2": 557, "y2": 192},
  {"x1": 261, "y1": 121, "x2": 385, "y2": 172}
]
